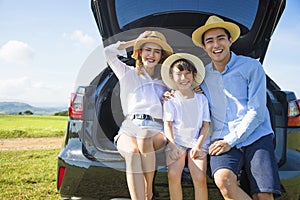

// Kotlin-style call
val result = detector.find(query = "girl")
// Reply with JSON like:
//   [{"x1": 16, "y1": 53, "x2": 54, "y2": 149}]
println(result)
[{"x1": 161, "y1": 53, "x2": 210, "y2": 200}]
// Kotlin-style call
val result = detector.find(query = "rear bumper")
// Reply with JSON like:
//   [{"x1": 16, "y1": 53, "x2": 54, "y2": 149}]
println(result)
[
  {"x1": 57, "y1": 138, "x2": 129, "y2": 199},
  {"x1": 57, "y1": 138, "x2": 300, "y2": 199}
]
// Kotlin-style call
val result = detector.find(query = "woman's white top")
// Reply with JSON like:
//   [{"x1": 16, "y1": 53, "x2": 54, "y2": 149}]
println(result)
[
  {"x1": 104, "y1": 41, "x2": 168, "y2": 119},
  {"x1": 163, "y1": 91, "x2": 211, "y2": 149}
]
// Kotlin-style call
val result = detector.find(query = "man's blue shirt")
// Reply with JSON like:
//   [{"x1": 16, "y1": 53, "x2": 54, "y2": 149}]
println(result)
[{"x1": 201, "y1": 52, "x2": 274, "y2": 148}]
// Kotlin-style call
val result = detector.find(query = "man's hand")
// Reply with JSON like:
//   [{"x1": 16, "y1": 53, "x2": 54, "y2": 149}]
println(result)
[
  {"x1": 193, "y1": 86, "x2": 203, "y2": 94},
  {"x1": 162, "y1": 90, "x2": 175, "y2": 103},
  {"x1": 209, "y1": 140, "x2": 231, "y2": 156}
]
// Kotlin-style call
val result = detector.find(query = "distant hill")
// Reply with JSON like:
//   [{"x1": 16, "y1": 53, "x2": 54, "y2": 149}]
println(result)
[{"x1": 0, "y1": 102, "x2": 67, "y2": 115}]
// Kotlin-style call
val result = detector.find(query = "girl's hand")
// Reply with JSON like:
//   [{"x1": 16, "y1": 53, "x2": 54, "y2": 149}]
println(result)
[
  {"x1": 166, "y1": 146, "x2": 183, "y2": 166},
  {"x1": 170, "y1": 147, "x2": 183, "y2": 160},
  {"x1": 190, "y1": 148, "x2": 207, "y2": 160}
]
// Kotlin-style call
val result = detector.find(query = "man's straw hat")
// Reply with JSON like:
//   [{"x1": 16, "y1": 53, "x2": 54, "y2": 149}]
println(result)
[{"x1": 192, "y1": 15, "x2": 240, "y2": 48}]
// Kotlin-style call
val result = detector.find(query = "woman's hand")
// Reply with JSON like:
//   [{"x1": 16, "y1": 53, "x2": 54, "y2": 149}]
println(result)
[
  {"x1": 118, "y1": 31, "x2": 153, "y2": 50},
  {"x1": 137, "y1": 31, "x2": 152, "y2": 40}
]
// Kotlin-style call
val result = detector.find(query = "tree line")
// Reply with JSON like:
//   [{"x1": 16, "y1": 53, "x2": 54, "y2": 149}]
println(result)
[{"x1": 17, "y1": 110, "x2": 68, "y2": 116}]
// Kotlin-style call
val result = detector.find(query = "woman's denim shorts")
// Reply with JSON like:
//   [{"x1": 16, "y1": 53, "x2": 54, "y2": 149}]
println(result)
[{"x1": 114, "y1": 118, "x2": 164, "y2": 143}]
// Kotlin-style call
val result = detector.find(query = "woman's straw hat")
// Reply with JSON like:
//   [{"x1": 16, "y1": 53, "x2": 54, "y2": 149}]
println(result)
[
  {"x1": 131, "y1": 31, "x2": 173, "y2": 59},
  {"x1": 192, "y1": 15, "x2": 240, "y2": 48},
  {"x1": 161, "y1": 53, "x2": 205, "y2": 90}
]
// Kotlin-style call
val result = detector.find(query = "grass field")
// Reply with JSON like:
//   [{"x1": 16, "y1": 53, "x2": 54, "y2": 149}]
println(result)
[
  {"x1": 0, "y1": 149, "x2": 60, "y2": 200},
  {"x1": 0, "y1": 115, "x2": 68, "y2": 138},
  {"x1": 287, "y1": 131, "x2": 300, "y2": 152},
  {"x1": 0, "y1": 115, "x2": 65, "y2": 199}
]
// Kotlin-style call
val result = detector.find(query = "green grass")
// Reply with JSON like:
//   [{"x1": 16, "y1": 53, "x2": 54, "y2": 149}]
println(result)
[
  {"x1": 0, "y1": 149, "x2": 60, "y2": 200},
  {"x1": 287, "y1": 131, "x2": 300, "y2": 152},
  {"x1": 0, "y1": 115, "x2": 68, "y2": 138}
]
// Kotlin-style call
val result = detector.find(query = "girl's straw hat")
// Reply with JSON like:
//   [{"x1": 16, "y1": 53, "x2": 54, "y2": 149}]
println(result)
[
  {"x1": 131, "y1": 31, "x2": 173, "y2": 59},
  {"x1": 161, "y1": 53, "x2": 205, "y2": 90},
  {"x1": 192, "y1": 15, "x2": 240, "y2": 48}
]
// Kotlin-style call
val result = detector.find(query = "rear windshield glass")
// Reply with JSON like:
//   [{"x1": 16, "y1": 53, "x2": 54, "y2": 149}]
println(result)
[{"x1": 115, "y1": 0, "x2": 259, "y2": 29}]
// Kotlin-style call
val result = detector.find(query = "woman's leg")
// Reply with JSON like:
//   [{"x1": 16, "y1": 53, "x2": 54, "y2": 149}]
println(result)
[
  {"x1": 188, "y1": 153, "x2": 208, "y2": 200},
  {"x1": 152, "y1": 131, "x2": 167, "y2": 151},
  {"x1": 117, "y1": 133, "x2": 145, "y2": 200},
  {"x1": 137, "y1": 131, "x2": 167, "y2": 199},
  {"x1": 138, "y1": 136, "x2": 155, "y2": 200}
]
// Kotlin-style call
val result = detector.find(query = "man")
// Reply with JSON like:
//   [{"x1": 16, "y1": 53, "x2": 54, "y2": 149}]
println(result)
[{"x1": 192, "y1": 15, "x2": 281, "y2": 200}]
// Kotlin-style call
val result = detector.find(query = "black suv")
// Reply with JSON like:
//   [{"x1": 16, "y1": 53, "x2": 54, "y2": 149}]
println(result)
[{"x1": 57, "y1": 0, "x2": 300, "y2": 199}]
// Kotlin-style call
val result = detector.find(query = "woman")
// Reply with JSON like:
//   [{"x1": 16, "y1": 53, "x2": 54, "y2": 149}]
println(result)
[{"x1": 104, "y1": 30, "x2": 173, "y2": 200}]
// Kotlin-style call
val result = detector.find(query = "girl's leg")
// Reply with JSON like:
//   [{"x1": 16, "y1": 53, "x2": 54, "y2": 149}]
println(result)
[
  {"x1": 167, "y1": 151, "x2": 186, "y2": 200},
  {"x1": 188, "y1": 153, "x2": 208, "y2": 200},
  {"x1": 117, "y1": 133, "x2": 144, "y2": 200}
]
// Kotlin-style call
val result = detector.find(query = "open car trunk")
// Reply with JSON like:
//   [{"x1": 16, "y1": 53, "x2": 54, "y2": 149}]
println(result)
[{"x1": 86, "y1": 0, "x2": 288, "y2": 165}]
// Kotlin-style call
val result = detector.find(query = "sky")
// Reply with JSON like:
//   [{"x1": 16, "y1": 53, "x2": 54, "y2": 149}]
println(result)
[{"x1": 0, "y1": 1, "x2": 299, "y2": 107}]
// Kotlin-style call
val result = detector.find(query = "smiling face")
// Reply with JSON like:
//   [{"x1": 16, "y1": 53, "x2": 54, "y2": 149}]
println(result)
[
  {"x1": 202, "y1": 28, "x2": 232, "y2": 71},
  {"x1": 170, "y1": 60, "x2": 197, "y2": 91},
  {"x1": 139, "y1": 42, "x2": 162, "y2": 69}
]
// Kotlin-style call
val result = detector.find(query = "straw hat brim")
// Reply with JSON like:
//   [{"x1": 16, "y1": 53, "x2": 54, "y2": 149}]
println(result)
[
  {"x1": 192, "y1": 21, "x2": 240, "y2": 48},
  {"x1": 161, "y1": 53, "x2": 205, "y2": 90},
  {"x1": 131, "y1": 38, "x2": 173, "y2": 60}
]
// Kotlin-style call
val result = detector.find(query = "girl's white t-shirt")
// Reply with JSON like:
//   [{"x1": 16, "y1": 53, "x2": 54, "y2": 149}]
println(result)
[{"x1": 163, "y1": 91, "x2": 211, "y2": 149}]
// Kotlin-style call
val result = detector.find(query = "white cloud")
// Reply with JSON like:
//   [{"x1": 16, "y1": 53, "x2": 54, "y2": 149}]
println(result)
[
  {"x1": 0, "y1": 40, "x2": 34, "y2": 65},
  {"x1": 63, "y1": 30, "x2": 95, "y2": 46},
  {"x1": 0, "y1": 77, "x2": 71, "y2": 107}
]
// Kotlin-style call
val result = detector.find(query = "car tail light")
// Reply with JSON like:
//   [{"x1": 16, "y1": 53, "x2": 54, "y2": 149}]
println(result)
[
  {"x1": 57, "y1": 167, "x2": 66, "y2": 190},
  {"x1": 288, "y1": 99, "x2": 300, "y2": 127},
  {"x1": 68, "y1": 93, "x2": 83, "y2": 119}
]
